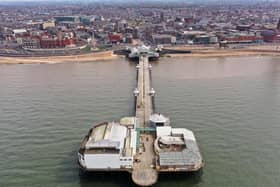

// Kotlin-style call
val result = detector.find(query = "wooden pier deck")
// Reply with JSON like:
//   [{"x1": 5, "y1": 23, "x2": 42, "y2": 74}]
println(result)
[{"x1": 132, "y1": 56, "x2": 158, "y2": 186}]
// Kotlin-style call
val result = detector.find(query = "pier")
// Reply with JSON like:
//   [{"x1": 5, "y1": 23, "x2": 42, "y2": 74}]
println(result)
[
  {"x1": 135, "y1": 56, "x2": 153, "y2": 126},
  {"x1": 132, "y1": 56, "x2": 158, "y2": 186},
  {"x1": 78, "y1": 48, "x2": 203, "y2": 187}
]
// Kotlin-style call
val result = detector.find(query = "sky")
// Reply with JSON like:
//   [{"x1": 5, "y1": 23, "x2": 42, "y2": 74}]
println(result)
[
  {"x1": 0, "y1": 0, "x2": 269, "y2": 1},
  {"x1": 0, "y1": 0, "x2": 273, "y2": 4}
]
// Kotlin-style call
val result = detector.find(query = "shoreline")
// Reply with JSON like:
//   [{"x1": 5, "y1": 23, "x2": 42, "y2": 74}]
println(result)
[
  {"x1": 0, "y1": 47, "x2": 279, "y2": 64},
  {"x1": 164, "y1": 45, "x2": 280, "y2": 58},
  {"x1": 0, "y1": 50, "x2": 118, "y2": 64},
  {"x1": 166, "y1": 49, "x2": 280, "y2": 58}
]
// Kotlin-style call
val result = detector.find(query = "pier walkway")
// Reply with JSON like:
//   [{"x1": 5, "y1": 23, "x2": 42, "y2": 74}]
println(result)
[
  {"x1": 132, "y1": 56, "x2": 158, "y2": 186},
  {"x1": 135, "y1": 56, "x2": 153, "y2": 125}
]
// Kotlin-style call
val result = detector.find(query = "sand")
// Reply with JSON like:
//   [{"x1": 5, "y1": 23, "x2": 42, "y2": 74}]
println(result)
[
  {"x1": 164, "y1": 45, "x2": 280, "y2": 58},
  {"x1": 0, "y1": 51, "x2": 118, "y2": 64},
  {"x1": 167, "y1": 49, "x2": 280, "y2": 58},
  {"x1": 0, "y1": 46, "x2": 279, "y2": 64}
]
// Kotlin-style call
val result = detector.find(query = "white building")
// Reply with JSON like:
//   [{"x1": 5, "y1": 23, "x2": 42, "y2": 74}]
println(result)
[
  {"x1": 78, "y1": 119, "x2": 137, "y2": 170},
  {"x1": 12, "y1": 29, "x2": 27, "y2": 36},
  {"x1": 154, "y1": 126, "x2": 203, "y2": 171},
  {"x1": 150, "y1": 113, "x2": 170, "y2": 127}
]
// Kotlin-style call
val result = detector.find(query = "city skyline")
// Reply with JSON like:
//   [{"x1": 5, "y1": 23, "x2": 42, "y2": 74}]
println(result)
[{"x1": 0, "y1": 0, "x2": 275, "y2": 4}]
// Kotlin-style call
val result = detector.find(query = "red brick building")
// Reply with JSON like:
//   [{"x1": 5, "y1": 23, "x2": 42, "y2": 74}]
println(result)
[
  {"x1": 39, "y1": 38, "x2": 75, "y2": 48},
  {"x1": 109, "y1": 33, "x2": 123, "y2": 43}
]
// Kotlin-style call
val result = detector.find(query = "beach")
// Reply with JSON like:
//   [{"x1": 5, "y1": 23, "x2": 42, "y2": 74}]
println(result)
[
  {"x1": 168, "y1": 49, "x2": 280, "y2": 58},
  {"x1": 0, "y1": 46, "x2": 280, "y2": 64},
  {"x1": 165, "y1": 45, "x2": 280, "y2": 58},
  {"x1": 0, "y1": 51, "x2": 118, "y2": 64}
]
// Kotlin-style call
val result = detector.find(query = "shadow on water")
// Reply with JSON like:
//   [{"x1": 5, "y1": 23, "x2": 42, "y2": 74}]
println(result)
[
  {"x1": 78, "y1": 170, "x2": 203, "y2": 187},
  {"x1": 79, "y1": 171, "x2": 135, "y2": 187},
  {"x1": 54, "y1": 149, "x2": 82, "y2": 184},
  {"x1": 155, "y1": 169, "x2": 203, "y2": 186}
]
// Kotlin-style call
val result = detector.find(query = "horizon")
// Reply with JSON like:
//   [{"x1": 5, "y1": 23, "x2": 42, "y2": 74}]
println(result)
[{"x1": 0, "y1": 0, "x2": 275, "y2": 3}]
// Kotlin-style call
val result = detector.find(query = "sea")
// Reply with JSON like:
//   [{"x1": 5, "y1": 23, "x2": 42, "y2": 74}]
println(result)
[{"x1": 1, "y1": 56, "x2": 280, "y2": 187}]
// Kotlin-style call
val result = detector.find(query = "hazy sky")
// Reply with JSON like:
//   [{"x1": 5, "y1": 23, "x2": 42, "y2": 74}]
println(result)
[
  {"x1": 0, "y1": 0, "x2": 266, "y2": 1},
  {"x1": 0, "y1": 0, "x2": 271, "y2": 4}
]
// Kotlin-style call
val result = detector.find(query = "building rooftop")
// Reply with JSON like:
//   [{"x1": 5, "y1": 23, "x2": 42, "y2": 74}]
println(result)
[
  {"x1": 150, "y1": 113, "x2": 169, "y2": 124},
  {"x1": 85, "y1": 122, "x2": 127, "y2": 150},
  {"x1": 13, "y1": 29, "x2": 27, "y2": 34},
  {"x1": 155, "y1": 126, "x2": 202, "y2": 168},
  {"x1": 120, "y1": 117, "x2": 137, "y2": 127},
  {"x1": 159, "y1": 148, "x2": 201, "y2": 166}
]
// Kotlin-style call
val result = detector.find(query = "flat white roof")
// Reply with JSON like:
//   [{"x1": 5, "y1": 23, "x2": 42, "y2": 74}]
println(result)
[
  {"x1": 172, "y1": 128, "x2": 196, "y2": 141},
  {"x1": 156, "y1": 126, "x2": 172, "y2": 137},
  {"x1": 86, "y1": 139, "x2": 120, "y2": 149},
  {"x1": 86, "y1": 122, "x2": 127, "y2": 150},
  {"x1": 183, "y1": 31, "x2": 206, "y2": 35},
  {"x1": 110, "y1": 123, "x2": 127, "y2": 148},
  {"x1": 13, "y1": 29, "x2": 27, "y2": 34},
  {"x1": 159, "y1": 136, "x2": 185, "y2": 145}
]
